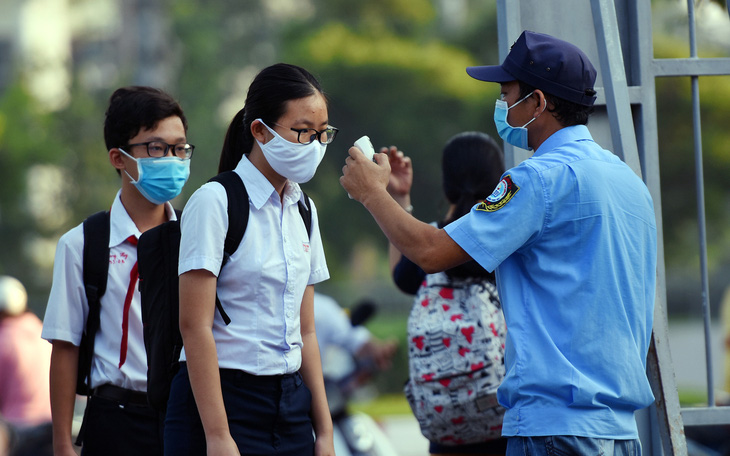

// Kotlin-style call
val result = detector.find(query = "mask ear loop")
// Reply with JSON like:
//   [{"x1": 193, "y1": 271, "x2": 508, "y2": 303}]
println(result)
[
  {"x1": 508, "y1": 91, "x2": 535, "y2": 110},
  {"x1": 117, "y1": 148, "x2": 142, "y2": 184},
  {"x1": 255, "y1": 118, "x2": 288, "y2": 146},
  {"x1": 524, "y1": 92, "x2": 547, "y2": 127}
]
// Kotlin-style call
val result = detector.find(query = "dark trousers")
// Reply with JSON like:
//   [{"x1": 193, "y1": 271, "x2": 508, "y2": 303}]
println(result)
[
  {"x1": 164, "y1": 363, "x2": 314, "y2": 456},
  {"x1": 80, "y1": 393, "x2": 163, "y2": 456}
]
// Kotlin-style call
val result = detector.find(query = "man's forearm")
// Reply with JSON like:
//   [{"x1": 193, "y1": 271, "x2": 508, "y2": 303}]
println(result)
[{"x1": 361, "y1": 189, "x2": 469, "y2": 273}]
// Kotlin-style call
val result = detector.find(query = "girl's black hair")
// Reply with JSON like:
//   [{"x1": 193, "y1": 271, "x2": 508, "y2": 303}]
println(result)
[
  {"x1": 439, "y1": 132, "x2": 505, "y2": 281},
  {"x1": 218, "y1": 63, "x2": 324, "y2": 173}
]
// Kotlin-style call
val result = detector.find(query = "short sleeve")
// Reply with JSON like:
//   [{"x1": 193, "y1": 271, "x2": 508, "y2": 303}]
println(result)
[
  {"x1": 445, "y1": 164, "x2": 545, "y2": 272},
  {"x1": 178, "y1": 182, "x2": 229, "y2": 276},
  {"x1": 304, "y1": 197, "x2": 329, "y2": 286},
  {"x1": 41, "y1": 225, "x2": 87, "y2": 345},
  {"x1": 314, "y1": 294, "x2": 370, "y2": 356}
]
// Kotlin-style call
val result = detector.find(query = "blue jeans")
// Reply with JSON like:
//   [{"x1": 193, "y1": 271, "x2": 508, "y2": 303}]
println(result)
[{"x1": 506, "y1": 436, "x2": 641, "y2": 456}]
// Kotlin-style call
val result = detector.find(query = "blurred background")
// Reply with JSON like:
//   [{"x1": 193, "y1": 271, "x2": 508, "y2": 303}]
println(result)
[{"x1": 0, "y1": 0, "x2": 729, "y2": 407}]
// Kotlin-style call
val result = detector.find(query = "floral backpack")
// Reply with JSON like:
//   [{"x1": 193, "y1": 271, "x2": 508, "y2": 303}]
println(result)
[{"x1": 404, "y1": 271, "x2": 506, "y2": 445}]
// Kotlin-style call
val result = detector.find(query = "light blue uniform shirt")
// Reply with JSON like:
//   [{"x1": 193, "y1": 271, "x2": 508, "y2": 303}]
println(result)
[
  {"x1": 445, "y1": 125, "x2": 657, "y2": 439},
  {"x1": 178, "y1": 156, "x2": 329, "y2": 375}
]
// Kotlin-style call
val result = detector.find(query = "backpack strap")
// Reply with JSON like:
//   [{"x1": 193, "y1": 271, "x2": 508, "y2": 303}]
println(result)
[
  {"x1": 206, "y1": 172, "x2": 314, "y2": 323},
  {"x1": 208, "y1": 171, "x2": 250, "y2": 325},
  {"x1": 298, "y1": 192, "x2": 313, "y2": 239},
  {"x1": 209, "y1": 171, "x2": 250, "y2": 267},
  {"x1": 78, "y1": 210, "x2": 110, "y2": 395}
]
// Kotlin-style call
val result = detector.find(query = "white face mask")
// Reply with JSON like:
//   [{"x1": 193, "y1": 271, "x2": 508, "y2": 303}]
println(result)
[{"x1": 255, "y1": 119, "x2": 326, "y2": 184}]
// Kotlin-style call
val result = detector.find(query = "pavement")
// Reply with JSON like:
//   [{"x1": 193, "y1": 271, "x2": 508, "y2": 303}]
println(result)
[
  {"x1": 667, "y1": 319, "x2": 726, "y2": 394},
  {"x1": 379, "y1": 415, "x2": 430, "y2": 456}
]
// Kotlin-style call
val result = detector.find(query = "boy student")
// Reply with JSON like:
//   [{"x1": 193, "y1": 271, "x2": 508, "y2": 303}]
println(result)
[
  {"x1": 341, "y1": 31, "x2": 657, "y2": 455},
  {"x1": 42, "y1": 86, "x2": 192, "y2": 456}
]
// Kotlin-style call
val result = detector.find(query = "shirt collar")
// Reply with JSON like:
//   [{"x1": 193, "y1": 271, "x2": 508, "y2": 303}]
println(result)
[
  {"x1": 108, "y1": 190, "x2": 177, "y2": 248},
  {"x1": 234, "y1": 155, "x2": 303, "y2": 210},
  {"x1": 533, "y1": 124, "x2": 593, "y2": 158}
]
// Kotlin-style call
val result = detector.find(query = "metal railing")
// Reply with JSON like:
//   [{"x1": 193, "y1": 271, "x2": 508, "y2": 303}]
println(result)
[{"x1": 497, "y1": 0, "x2": 730, "y2": 453}]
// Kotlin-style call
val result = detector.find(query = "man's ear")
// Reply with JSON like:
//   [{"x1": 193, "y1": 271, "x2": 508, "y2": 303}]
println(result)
[{"x1": 532, "y1": 90, "x2": 547, "y2": 114}]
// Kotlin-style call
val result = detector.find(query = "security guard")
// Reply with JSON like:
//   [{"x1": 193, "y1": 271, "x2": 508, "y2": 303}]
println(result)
[{"x1": 341, "y1": 30, "x2": 657, "y2": 456}]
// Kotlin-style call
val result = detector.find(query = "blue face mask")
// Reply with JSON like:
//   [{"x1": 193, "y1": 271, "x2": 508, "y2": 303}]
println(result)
[
  {"x1": 119, "y1": 148, "x2": 191, "y2": 204},
  {"x1": 493, "y1": 91, "x2": 541, "y2": 151}
]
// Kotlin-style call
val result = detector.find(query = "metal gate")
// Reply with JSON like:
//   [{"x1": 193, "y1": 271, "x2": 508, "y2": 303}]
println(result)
[{"x1": 495, "y1": 0, "x2": 730, "y2": 454}]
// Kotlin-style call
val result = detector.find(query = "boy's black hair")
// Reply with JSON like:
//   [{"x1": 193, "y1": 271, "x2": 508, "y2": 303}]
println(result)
[{"x1": 103, "y1": 86, "x2": 187, "y2": 151}]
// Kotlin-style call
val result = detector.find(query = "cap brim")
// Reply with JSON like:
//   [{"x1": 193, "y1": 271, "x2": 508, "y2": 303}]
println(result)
[{"x1": 466, "y1": 65, "x2": 515, "y2": 83}]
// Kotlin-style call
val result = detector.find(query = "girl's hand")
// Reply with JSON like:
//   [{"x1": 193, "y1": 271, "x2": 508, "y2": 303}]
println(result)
[
  {"x1": 314, "y1": 434, "x2": 335, "y2": 456},
  {"x1": 383, "y1": 146, "x2": 413, "y2": 200},
  {"x1": 206, "y1": 434, "x2": 240, "y2": 456}
]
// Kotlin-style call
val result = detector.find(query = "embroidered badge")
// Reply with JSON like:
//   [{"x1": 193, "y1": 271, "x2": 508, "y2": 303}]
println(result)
[{"x1": 477, "y1": 175, "x2": 519, "y2": 212}]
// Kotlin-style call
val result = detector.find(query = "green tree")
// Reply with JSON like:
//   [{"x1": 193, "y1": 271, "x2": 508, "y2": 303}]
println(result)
[
  {"x1": 0, "y1": 82, "x2": 115, "y2": 313},
  {"x1": 278, "y1": 1, "x2": 500, "y2": 286}
]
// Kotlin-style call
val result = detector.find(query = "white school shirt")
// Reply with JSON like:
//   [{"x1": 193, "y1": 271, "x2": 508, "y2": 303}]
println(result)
[
  {"x1": 313, "y1": 292, "x2": 371, "y2": 362},
  {"x1": 178, "y1": 155, "x2": 330, "y2": 375},
  {"x1": 42, "y1": 191, "x2": 178, "y2": 391}
]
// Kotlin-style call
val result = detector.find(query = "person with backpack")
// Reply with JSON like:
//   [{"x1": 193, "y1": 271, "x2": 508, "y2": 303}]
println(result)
[
  {"x1": 163, "y1": 63, "x2": 335, "y2": 456},
  {"x1": 386, "y1": 132, "x2": 508, "y2": 455},
  {"x1": 341, "y1": 31, "x2": 657, "y2": 455},
  {"x1": 42, "y1": 86, "x2": 192, "y2": 456}
]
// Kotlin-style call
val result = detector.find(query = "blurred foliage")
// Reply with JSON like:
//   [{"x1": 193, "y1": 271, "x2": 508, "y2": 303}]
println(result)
[
  {"x1": 1, "y1": 0, "x2": 730, "y2": 324},
  {"x1": 654, "y1": 36, "x2": 730, "y2": 272},
  {"x1": 283, "y1": 17, "x2": 499, "y2": 279}
]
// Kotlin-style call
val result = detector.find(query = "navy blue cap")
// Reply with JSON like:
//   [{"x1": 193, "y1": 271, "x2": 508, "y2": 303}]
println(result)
[{"x1": 467, "y1": 31, "x2": 597, "y2": 106}]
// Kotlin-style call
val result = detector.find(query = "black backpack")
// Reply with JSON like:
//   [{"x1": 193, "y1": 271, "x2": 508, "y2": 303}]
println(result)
[
  {"x1": 77, "y1": 211, "x2": 111, "y2": 396},
  {"x1": 80, "y1": 170, "x2": 312, "y2": 412}
]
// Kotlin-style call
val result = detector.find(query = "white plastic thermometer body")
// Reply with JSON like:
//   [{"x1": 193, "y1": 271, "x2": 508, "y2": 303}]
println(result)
[
  {"x1": 348, "y1": 135, "x2": 376, "y2": 198},
  {"x1": 353, "y1": 135, "x2": 375, "y2": 161}
]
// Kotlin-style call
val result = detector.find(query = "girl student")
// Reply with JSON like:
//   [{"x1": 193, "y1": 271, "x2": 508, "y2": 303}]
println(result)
[
  {"x1": 164, "y1": 63, "x2": 336, "y2": 456},
  {"x1": 387, "y1": 132, "x2": 509, "y2": 456}
]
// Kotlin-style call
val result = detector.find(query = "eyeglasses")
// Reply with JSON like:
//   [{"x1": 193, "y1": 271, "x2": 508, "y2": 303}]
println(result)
[
  {"x1": 124, "y1": 141, "x2": 195, "y2": 159},
  {"x1": 274, "y1": 124, "x2": 339, "y2": 145}
]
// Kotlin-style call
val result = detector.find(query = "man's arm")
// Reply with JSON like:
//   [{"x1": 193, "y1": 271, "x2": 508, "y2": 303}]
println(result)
[
  {"x1": 340, "y1": 147, "x2": 471, "y2": 273},
  {"x1": 49, "y1": 340, "x2": 81, "y2": 456}
]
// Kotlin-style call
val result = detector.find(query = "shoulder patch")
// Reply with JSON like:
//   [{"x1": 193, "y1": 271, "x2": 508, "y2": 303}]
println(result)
[{"x1": 477, "y1": 175, "x2": 520, "y2": 212}]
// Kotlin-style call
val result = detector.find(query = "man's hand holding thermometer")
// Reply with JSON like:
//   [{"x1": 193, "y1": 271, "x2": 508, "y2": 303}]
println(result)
[{"x1": 342, "y1": 135, "x2": 391, "y2": 201}]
